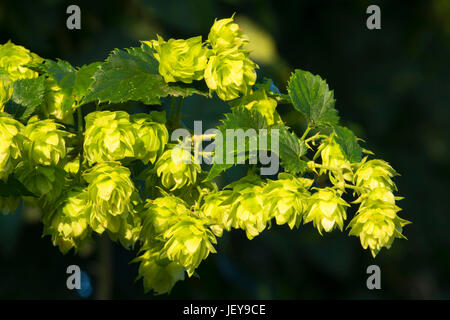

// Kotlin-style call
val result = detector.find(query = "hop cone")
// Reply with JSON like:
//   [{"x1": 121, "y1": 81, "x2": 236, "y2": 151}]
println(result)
[
  {"x1": 43, "y1": 187, "x2": 91, "y2": 254},
  {"x1": 134, "y1": 248, "x2": 185, "y2": 295},
  {"x1": 0, "y1": 41, "x2": 42, "y2": 81},
  {"x1": 200, "y1": 190, "x2": 233, "y2": 237},
  {"x1": 155, "y1": 147, "x2": 201, "y2": 191},
  {"x1": 41, "y1": 78, "x2": 75, "y2": 125},
  {"x1": 304, "y1": 187, "x2": 349, "y2": 234},
  {"x1": 354, "y1": 159, "x2": 398, "y2": 191},
  {"x1": 149, "y1": 36, "x2": 209, "y2": 83},
  {"x1": 0, "y1": 70, "x2": 13, "y2": 109},
  {"x1": 84, "y1": 111, "x2": 137, "y2": 165},
  {"x1": 232, "y1": 87, "x2": 280, "y2": 125},
  {"x1": 22, "y1": 118, "x2": 69, "y2": 166},
  {"x1": 204, "y1": 48, "x2": 257, "y2": 101},
  {"x1": 264, "y1": 173, "x2": 313, "y2": 229},
  {"x1": 131, "y1": 113, "x2": 168, "y2": 164},
  {"x1": 208, "y1": 15, "x2": 249, "y2": 50},
  {"x1": 223, "y1": 174, "x2": 268, "y2": 239},
  {"x1": 141, "y1": 196, "x2": 217, "y2": 277},
  {"x1": 316, "y1": 136, "x2": 353, "y2": 188},
  {"x1": 83, "y1": 162, "x2": 141, "y2": 236},
  {"x1": 0, "y1": 113, "x2": 25, "y2": 181},
  {"x1": 349, "y1": 187, "x2": 409, "y2": 257}
]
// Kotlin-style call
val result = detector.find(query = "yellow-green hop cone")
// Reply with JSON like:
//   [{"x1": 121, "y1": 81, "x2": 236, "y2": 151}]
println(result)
[
  {"x1": 43, "y1": 187, "x2": 91, "y2": 254},
  {"x1": 149, "y1": 35, "x2": 209, "y2": 83},
  {"x1": 0, "y1": 196, "x2": 20, "y2": 215},
  {"x1": 348, "y1": 201, "x2": 409, "y2": 257},
  {"x1": 134, "y1": 249, "x2": 185, "y2": 295},
  {"x1": 22, "y1": 118, "x2": 69, "y2": 166},
  {"x1": 0, "y1": 112, "x2": 25, "y2": 181},
  {"x1": 83, "y1": 162, "x2": 141, "y2": 234},
  {"x1": 0, "y1": 41, "x2": 42, "y2": 81},
  {"x1": 14, "y1": 162, "x2": 65, "y2": 203},
  {"x1": 131, "y1": 113, "x2": 168, "y2": 164},
  {"x1": 232, "y1": 87, "x2": 281, "y2": 125},
  {"x1": 141, "y1": 196, "x2": 192, "y2": 247},
  {"x1": 316, "y1": 136, "x2": 353, "y2": 187},
  {"x1": 208, "y1": 15, "x2": 249, "y2": 50},
  {"x1": 264, "y1": 173, "x2": 313, "y2": 229},
  {"x1": 304, "y1": 187, "x2": 349, "y2": 234},
  {"x1": 84, "y1": 111, "x2": 137, "y2": 165},
  {"x1": 107, "y1": 209, "x2": 142, "y2": 250},
  {"x1": 200, "y1": 190, "x2": 233, "y2": 237},
  {"x1": 155, "y1": 147, "x2": 201, "y2": 191},
  {"x1": 354, "y1": 159, "x2": 398, "y2": 191},
  {"x1": 204, "y1": 48, "x2": 257, "y2": 101},
  {"x1": 41, "y1": 78, "x2": 75, "y2": 125},
  {"x1": 224, "y1": 174, "x2": 268, "y2": 239},
  {"x1": 162, "y1": 215, "x2": 217, "y2": 277}
]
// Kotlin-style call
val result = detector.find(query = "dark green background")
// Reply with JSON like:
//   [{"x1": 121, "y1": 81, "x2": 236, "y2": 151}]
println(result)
[{"x1": 0, "y1": 0, "x2": 449, "y2": 299}]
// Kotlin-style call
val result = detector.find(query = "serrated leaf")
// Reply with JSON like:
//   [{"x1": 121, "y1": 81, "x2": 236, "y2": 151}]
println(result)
[
  {"x1": 333, "y1": 125, "x2": 362, "y2": 163},
  {"x1": 5, "y1": 76, "x2": 45, "y2": 120},
  {"x1": 73, "y1": 62, "x2": 102, "y2": 100},
  {"x1": 277, "y1": 127, "x2": 308, "y2": 174},
  {"x1": 0, "y1": 176, "x2": 36, "y2": 197},
  {"x1": 206, "y1": 107, "x2": 268, "y2": 180},
  {"x1": 83, "y1": 45, "x2": 207, "y2": 106},
  {"x1": 288, "y1": 69, "x2": 339, "y2": 126}
]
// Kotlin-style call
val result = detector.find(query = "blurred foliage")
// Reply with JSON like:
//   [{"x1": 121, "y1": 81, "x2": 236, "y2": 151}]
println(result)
[{"x1": 0, "y1": 0, "x2": 449, "y2": 299}]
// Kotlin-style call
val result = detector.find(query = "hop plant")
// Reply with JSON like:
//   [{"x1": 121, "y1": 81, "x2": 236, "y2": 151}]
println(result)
[
  {"x1": 22, "y1": 118, "x2": 69, "y2": 167},
  {"x1": 149, "y1": 36, "x2": 209, "y2": 84},
  {"x1": 155, "y1": 147, "x2": 201, "y2": 191},
  {"x1": 42, "y1": 187, "x2": 91, "y2": 253},
  {"x1": 264, "y1": 173, "x2": 313, "y2": 229},
  {"x1": 131, "y1": 113, "x2": 168, "y2": 164},
  {"x1": 0, "y1": 113, "x2": 24, "y2": 181},
  {"x1": 84, "y1": 111, "x2": 137, "y2": 165},
  {"x1": 304, "y1": 187, "x2": 349, "y2": 234},
  {"x1": 83, "y1": 162, "x2": 141, "y2": 235},
  {"x1": 204, "y1": 48, "x2": 257, "y2": 101},
  {"x1": 0, "y1": 19, "x2": 410, "y2": 295},
  {"x1": 0, "y1": 41, "x2": 41, "y2": 81}
]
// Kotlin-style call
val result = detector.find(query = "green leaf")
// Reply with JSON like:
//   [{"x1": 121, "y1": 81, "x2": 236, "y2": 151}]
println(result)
[
  {"x1": 205, "y1": 107, "x2": 268, "y2": 180},
  {"x1": 73, "y1": 62, "x2": 102, "y2": 101},
  {"x1": 83, "y1": 44, "x2": 207, "y2": 106},
  {"x1": 277, "y1": 127, "x2": 308, "y2": 174},
  {"x1": 0, "y1": 176, "x2": 36, "y2": 197},
  {"x1": 288, "y1": 69, "x2": 339, "y2": 127},
  {"x1": 333, "y1": 125, "x2": 362, "y2": 163},
  {"x1": 5, "y1": 76, "x2": 45, "y2": 120}
]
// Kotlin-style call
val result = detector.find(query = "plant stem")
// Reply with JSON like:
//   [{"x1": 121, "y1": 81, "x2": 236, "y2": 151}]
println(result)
[
  {"x1": 174, "y1": 97, "x2": 183, "y2": 126},
  {"x1": 300, "y1": 125, "x2": 311, "y2": 140}
]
